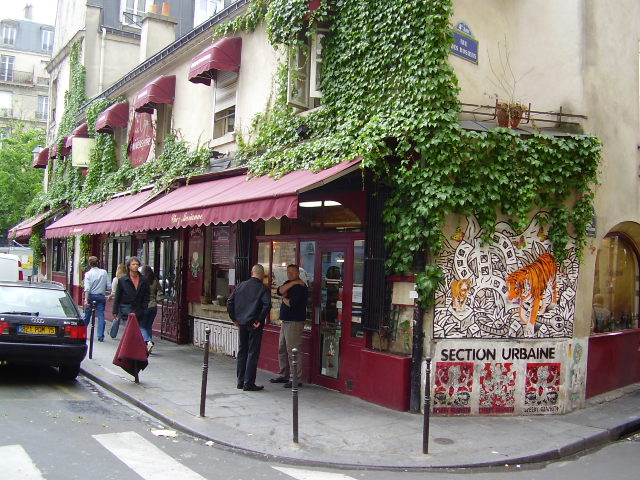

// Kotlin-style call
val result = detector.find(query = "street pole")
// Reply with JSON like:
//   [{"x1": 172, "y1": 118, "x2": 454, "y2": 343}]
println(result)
[
  {"x1": 292, "y1": 347, "x2": 299, "y2": 444},
  {"x1": 423, "y1": 356, "x2": 432, "y2": 454},
  {"x1": 199, "y1": 326, "x2": 211, "y2": 417},
  {"x1": 88, "y1": 301, "x2": 96, "y2": 359}
]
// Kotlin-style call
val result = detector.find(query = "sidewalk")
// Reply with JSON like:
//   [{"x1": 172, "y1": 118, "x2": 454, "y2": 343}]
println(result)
[{"x1": 79, "y1": 334, "x2": 640, "y2": 469}]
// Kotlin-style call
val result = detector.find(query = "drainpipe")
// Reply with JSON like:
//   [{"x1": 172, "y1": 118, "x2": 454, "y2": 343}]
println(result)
[
  {"x1": 410, "y1": 251, "x2": 426, "y2": 413},
  {"x1": 98, "y1": 27, "x2": 107, "y2": 93}
]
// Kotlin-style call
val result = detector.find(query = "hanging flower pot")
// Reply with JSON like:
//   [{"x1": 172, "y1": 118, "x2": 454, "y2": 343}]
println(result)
[{"x1": 496, "y1": 102, "x2": 526, "y2": 129}]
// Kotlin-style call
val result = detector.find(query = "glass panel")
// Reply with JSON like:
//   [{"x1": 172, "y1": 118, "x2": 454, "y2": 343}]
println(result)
[
  {"x1": 592, "y1": 235, "x2": 640, "y2": 332},
  {"x1": 270, "y1": 241, "x2": 297, "y2": 325},
  {"x1": 0, "y1": 286, "x2": 78, "y2": 318},
  {"x1": 299, "y1": 241, "x2": 316, "y2": 329},
  {"x1": 351, "y1": 240, "x2": 364, "y2": 338},
  {"x1": 320, "y1": 250, "x2": 344, "y2": 378}
]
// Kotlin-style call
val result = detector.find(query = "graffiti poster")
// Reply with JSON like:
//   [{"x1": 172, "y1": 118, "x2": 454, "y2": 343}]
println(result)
[
  {"x1": 479, "y1": 362, "x2": 516, "y2": 414},
  {"x1": 524, "y1": 362, "x2": 561, "y2": 413},
  {"x1": 435, "y1": 213, "x2": 580, "y2": 339},
  {"x1": 433, "y1": 362, "x2": 473, "y2": 414}
]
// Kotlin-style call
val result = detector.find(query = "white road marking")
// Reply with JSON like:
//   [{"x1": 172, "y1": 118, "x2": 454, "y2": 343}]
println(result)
[
  {"x1": 0, "y1": 445, "x2": 46, "y2": 480},
  {"x1": 272, "y1": 466, "x2": 357, "y2": 480},
  {"x1": 93, "y1": 431, "x2": 206, "y2": 480}
]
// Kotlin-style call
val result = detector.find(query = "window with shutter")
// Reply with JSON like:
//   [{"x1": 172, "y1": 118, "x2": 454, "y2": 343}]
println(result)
[{"x1": 213, "y1": 70, "x2": 237, "y2": 138}]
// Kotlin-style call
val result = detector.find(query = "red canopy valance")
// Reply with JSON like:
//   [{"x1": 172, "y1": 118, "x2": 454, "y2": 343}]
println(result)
[{"x1": 188, "y1": 37, "x2": 242, "y2": 86}]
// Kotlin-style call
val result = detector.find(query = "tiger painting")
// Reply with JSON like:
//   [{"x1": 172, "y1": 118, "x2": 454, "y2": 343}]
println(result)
[
  {"x1": 506, "y1": 253, "x2": 558, "y2": 337},
  {"x1": 451, "y1": 278, "x2": 472, "y2": 312}
]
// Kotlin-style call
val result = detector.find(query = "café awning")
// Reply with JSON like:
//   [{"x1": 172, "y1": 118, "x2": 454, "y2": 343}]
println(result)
[
  {"x1": 95, "y1": 102, "x2": 130, "y2": 134},
  {"x1": 8, "y1": 210, "x2": 53, "y2": 240},
  {"x1": 134, "y1": 75, "x2": 176, "y2": 114},
  {"x1": 65, "y1": 123, "x2": 89, "y2": 149},
  {"x1": 188, "y1": 37, "x2": 242, "y2": 86},
  {"x1": 45, "y1": 190, "x2": 156, "y2": 239},
  {"x1": 33, "y1": 147, "x2": 49, "y2": 168},
  {"x1": 117, "y1": 159, "x2": 362, "y2": 232}
]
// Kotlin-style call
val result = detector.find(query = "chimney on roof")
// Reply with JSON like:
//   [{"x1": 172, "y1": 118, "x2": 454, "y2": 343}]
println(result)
[
  {"x1": 24, "y1": 4, "x2": 33, "y2": 20},
  {"x1": 139, "y1": 6, "x2": 177, "y2": 62}
]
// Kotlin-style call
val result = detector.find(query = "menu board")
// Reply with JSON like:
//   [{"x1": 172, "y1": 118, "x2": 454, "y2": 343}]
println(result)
[{"x1": 211, "y1": 226, "x2": 231, "y2": 266}]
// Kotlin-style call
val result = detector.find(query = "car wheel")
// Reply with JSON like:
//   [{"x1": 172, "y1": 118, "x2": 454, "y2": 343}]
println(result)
[{"x1": 59, "y1": 364, "x2": 81, "y2": 380}]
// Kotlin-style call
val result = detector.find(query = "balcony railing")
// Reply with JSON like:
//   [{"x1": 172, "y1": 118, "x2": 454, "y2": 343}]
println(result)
[{"x1": 0, "y1": 69, "x2": 47, "y2": 86}]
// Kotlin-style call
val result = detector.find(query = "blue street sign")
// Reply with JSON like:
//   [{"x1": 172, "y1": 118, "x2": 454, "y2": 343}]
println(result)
[{"x1": 451, "y1": 22, "x2": 478, "y2": 64}]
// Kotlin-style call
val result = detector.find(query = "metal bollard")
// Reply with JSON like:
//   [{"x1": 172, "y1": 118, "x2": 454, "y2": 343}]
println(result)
[
  {"x1": 88, "y1": 301, "x2": 96, "y2": 359},
  {"x1": 423, "y1": 356, "x2": 432, "y2": 454},
  {"x1": 291, "y1": 347, "x2": 299, "y2": 444},
  {"x1": 200, "y1": 326, "x2": 211, "y2": 417}
]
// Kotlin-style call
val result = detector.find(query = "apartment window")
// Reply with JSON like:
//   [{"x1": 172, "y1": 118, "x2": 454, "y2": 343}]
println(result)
[
  {"x1": 0, "y1": 127, "x2": 10, "y2": 140},
  {"x1": 0, "y1": 91, "x2": 11, "y2": 117},
  {"x1": 213, "y1": 70, "x2": 237, "y2": 138},
  {"x1": 37, "y1": 96, "x2": 48, "y2": 120},
  {"x1": 1, "y1": 24, "x2": 16, "y2": 45},
  {"x1": 287, "y1": 32, "x2": 325, "y2": 110},
  {"x1": 122, "y1": 0, "x2": 151, "y2": 27},
  {"x1": 41, "y1": 29, "x2": 54, "y2": 51},
  {"x1": 0, "y1": 55, "x2": 15, "y2": 82}
]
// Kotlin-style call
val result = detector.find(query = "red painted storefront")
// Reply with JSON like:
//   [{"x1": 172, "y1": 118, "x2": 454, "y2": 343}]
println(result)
[{"x1": 586, "y1": 329, "x2": 640, "y2": 398}]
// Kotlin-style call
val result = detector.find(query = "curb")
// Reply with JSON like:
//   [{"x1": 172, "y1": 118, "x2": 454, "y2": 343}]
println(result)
[{"x1": 80, "y1": 367, "x2": 640, "y2": 471}]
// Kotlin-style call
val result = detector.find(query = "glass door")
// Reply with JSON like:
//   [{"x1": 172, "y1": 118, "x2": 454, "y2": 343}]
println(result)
[{"x1": 319, "y1": 249, "x2": 345, "y2": 379}]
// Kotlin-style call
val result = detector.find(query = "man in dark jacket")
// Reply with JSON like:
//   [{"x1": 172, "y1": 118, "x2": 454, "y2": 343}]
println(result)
[
  {"x1": 227, "y1": 264, "x2": 271, "y2": 391},
  {"x1": 111, "y1": 256, "x2": 150, "y2": 338}
]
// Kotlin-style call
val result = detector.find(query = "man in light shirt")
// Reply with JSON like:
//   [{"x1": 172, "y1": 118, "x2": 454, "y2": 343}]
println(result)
[{"x1": 84, "y1": 256, "x2": 109, "y2": 341}]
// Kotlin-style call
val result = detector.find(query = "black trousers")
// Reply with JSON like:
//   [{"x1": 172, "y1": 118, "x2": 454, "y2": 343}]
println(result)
[{"x1": 237, "y1": 324, "x2": 263, "y2": 386}]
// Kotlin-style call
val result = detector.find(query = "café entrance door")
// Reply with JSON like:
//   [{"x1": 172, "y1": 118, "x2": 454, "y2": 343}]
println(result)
[{"x1": 310, "y1": 238, "x2": 365, "y2": 393}]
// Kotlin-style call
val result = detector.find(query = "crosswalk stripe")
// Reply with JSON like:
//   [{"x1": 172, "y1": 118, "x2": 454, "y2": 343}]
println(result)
[
  {"x1": 272, "y1": 466, "x2": 357, "y2": 480},
  {"x1": 93, "y1": 431, "x2": 206, "y2": 480},
  {"x1": 0, "y1": 445, "x2": 46, "y2": 480}
]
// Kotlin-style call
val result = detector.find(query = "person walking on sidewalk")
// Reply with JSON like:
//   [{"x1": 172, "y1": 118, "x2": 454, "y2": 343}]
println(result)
[
  {"x1": 109, "y1": 263, "x2": 126, "y2": 300},
  {"x1": 140, "y1": 265, "x2": 163, "y2": 354},
  {"x1": 83, "y1": 256, "x2": 109, "y2": 342},
  {"x1": 111, "y1": 257, "x2": 150, "y2": 339},
  {"x1": 271, "y1": 264, "x2": 308, "y2": 388},
  {"x1": 227, "y1": 264, "x2": 271, "y2": 391}
]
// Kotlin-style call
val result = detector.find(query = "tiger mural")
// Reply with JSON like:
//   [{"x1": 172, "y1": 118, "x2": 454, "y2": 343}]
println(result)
[
  {"x1": 450, "y1": 278, "x2": 472, "y2": 312},
  {"x1": 506, "y1": 253, "x2": 558, "y2": 337}
]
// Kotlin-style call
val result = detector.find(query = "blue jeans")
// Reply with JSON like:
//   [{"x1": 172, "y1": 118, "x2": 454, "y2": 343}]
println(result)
[
  {"x1": 84, "y1": 293, "x2": 106, "y2": 340},
  {"x1": 140, "y1": 306, "x2": 157, "y2": 342}
]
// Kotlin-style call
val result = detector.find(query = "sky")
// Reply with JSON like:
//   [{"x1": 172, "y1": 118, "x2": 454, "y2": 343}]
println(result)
[{"x1": 1, "y1": 0, "x2": 58, "y2": 25}]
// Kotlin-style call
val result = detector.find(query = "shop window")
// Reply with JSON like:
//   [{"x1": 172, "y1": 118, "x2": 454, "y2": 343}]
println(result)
[
  {"x1": 592, "y1": 234, "x2": 640, "y2": 333},
  {"x1": 213, "y1": 70, "x2": 237, "y2": 139},
  {"x1": 295, "y1": 199, "x2": 362, "y2": 233},
  {"x1": 210, "y1": 226, "x2": 231, "y2": 303},
  {"x1": 157, "y1": 236, "x2": 179, "y2": 302},
  {"x1": 287, "y1": 32, "x2": 324, "y2": 110},
  {"x1": 351, "y1": 240, "x2": 364, "y2": 338},
  {"x1": 52, "y1": 239, "x2": 67, "y2": 273}
]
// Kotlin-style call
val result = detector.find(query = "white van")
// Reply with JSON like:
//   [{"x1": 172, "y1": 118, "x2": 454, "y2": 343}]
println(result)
[{"x1": 0, "y1": 253, "x2": 24, "y2": 281}]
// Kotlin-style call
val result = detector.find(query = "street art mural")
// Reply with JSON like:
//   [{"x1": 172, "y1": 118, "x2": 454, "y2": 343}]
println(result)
[
  {"x1": 433, "y1": 362, "x2": 474, "y2": 414},
  {"x1": 434, "y1": 213, "x2": 579, "y2": 339},
  {"x1": 524, "y1": 363, "x2": 562, "y2": 413},
  {"x1": 479, "y1": 362, "x2": 516, "y2": 414}
]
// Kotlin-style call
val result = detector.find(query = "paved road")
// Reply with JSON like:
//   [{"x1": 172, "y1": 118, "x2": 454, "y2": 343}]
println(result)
[{"x1": 0, "y1": 366, "x2": 637, "y2": 480}]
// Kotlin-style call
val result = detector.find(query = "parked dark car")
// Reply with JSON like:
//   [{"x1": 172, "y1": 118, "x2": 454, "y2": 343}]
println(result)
[{"x1": 0, "y1": 280, "x2": 87, "y2": 379}]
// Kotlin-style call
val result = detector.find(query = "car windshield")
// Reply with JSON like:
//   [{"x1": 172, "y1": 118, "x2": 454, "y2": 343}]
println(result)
[{"x1": 0, "y1": 285, "x2": 79, "y2": 318}]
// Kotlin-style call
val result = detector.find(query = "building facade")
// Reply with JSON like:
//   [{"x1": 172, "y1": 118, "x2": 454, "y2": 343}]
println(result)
[
  {"x1": 27, "y1": 0, "x2": 640, "y2": 415},
  {"x1": 0, "y1": 5, "x2": 53, "y2": 139}
]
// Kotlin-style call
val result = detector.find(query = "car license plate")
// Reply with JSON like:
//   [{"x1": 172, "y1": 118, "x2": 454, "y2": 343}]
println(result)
[{"x1": 19, "y1": 325, "x2": 57, "y2": 335}]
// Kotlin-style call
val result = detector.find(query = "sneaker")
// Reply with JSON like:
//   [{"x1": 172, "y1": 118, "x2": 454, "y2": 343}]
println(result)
[
  {"x1": 97, "y1": 338, "x2": 104, "y2": 342},
  {"x1": 269, "y1": 376, "x2": 289, "y2": 383},
  {"x1": 147, "y1": 341, "x2": 154, "y2": 354}
]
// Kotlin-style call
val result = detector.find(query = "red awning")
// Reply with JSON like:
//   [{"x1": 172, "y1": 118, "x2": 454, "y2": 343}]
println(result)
[
  {"x1": 65, "y1": 123, "x2": 89, "y2": 149},
  {"x1": 60, "y1": 137, "x2": 71, "y2": 157},
  {"x1": 95, "y1": 102, "x2": 130, "y2": 134},
  {"x1": 134, "y1": 75, "x2": 176, "y2": 114},
  {"x1": 8, "y1": 210, "x2": 52, "y2": 240},
  {"x1": 49, "y1": 144, "x2": 57, "y2": 159},
  {"x1": 33, "y1": 147, "x2": 49, "y2": 168},
  {"x1": 45, "y1": 190, "x2": 156, "y2": 239},
  {"x1": 115, "y1": 159, "x2": 362, "y2": 232},
  {"x1": 188, "y1": 37, "x2": 242, "y2": 86}
]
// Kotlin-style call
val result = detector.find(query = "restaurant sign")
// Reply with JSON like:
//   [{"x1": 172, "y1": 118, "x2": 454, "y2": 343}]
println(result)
[{"x1": 128, "y1": 113, "x2": 154, "y2": 167}]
